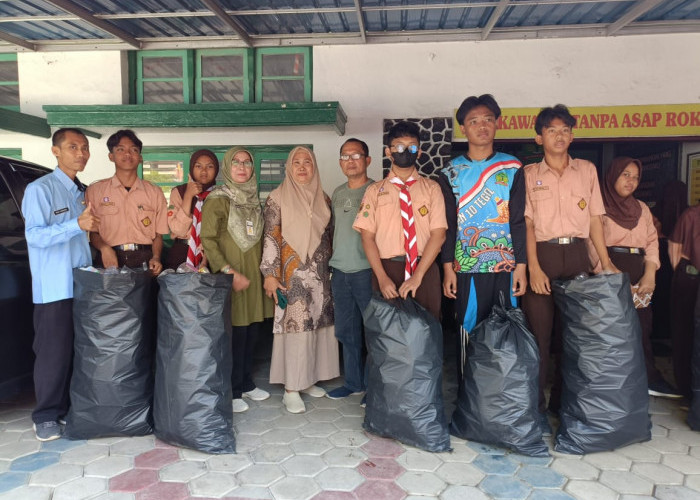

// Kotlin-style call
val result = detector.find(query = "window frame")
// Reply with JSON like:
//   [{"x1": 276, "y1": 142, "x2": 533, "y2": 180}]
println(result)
[
  {"x1": 0, "y1": 54, "x2": 19, "y2": 111},
  {"x1": 255, "y1": 47, "x2": 313, "y2": 103},
  {"x1": 135, "y1": 50, "x2": 194, "y2": 104},
  {"x1": 195, "y1": 48, "x2": 254, "y2": 104}
]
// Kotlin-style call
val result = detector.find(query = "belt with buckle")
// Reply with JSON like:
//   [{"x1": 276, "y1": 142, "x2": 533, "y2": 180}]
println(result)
[
  {"x1": 609, "y1": 246, "x2": 646, "y2": 256},
  {"x1": 113, "y1": 243, "x2": 152, "y2": 251},
  {"x1": 545, "y1": 237, "x2": 582, "y2": 245}
]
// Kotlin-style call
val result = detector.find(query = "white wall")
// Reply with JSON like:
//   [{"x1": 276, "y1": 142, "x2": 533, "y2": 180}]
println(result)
[{"x1": 2, "y1": 33, "x2": 699, "y2": 191}]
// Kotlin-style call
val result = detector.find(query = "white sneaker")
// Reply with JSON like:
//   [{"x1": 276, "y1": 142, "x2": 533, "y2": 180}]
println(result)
[
  {"x1": 301, "y1": 385, "x2": 326, "y2": 398},
  {"x1": 243, "y1": 387, "x2": 270, "y2": 401},
  {"x1": 232, "y1": 398, "x2": 249, "y2": 413},
  {"x1": 283, "y1": 391, "x2": 306, "y2": 413}
]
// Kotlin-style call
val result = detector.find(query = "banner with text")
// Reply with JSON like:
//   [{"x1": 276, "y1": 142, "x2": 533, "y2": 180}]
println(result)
[{"x1": 453, "y1": 104, "x2": 700, "y2": 141}]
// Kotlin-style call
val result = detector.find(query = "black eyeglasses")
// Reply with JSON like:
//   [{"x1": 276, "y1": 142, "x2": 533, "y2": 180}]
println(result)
[{"x1": 391, "y1": 144, "x2": 418, "y2": 154}]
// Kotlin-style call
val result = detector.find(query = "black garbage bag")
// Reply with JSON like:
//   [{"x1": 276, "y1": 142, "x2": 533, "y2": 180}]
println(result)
[
  {"x1": 362, "y1": 294, "x2": 451, "y2": 452},
  {"x1": 688, "y1": 283, "x2": 700, "y2": 431},
  {"x1": 65, "y1": 269, "x2": 154, "y2": 439},
  {"x1": 553, "y1": 272, "x2": 651, "y2": 454},
  {"x1": 154, "y1": 272, "x2": 235, "y2": 454},
  {"x1": 450, "y1": 297, "x2": 548, "y2": 457}
]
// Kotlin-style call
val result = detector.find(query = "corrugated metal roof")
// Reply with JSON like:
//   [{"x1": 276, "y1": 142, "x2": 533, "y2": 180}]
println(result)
[{"x1": 0, "y1": 0, "x2": 698, "y2": 52}]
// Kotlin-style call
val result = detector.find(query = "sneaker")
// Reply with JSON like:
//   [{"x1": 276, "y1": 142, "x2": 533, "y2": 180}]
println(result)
[
  {"x1": 326, "y1": 386, "x2": 363, "y2": 399},
  {"x1": 301, "y1": 385, "x2": 326, "y2": 398},
  {"x1": 243, "y1": 387, "x2": 270, "y2": 401},
  {"x1": 360, "y1": 395, "x2": 366, "y2": 408},
  {"x1": 33, "y1": 421, "x2": 62, "y2": 442},
  {"x1": 538, "y1": 413, "x2": 552, "y2": 437},
  {"x1": 232, "y1": 398, "x2": 249, "y2": 413},
  {"x1": 283, "y1": 391, "x2": 306, "y2": 413},
  {"x1": 648, "y1": 379, "x2": 683, "y2": 399}
]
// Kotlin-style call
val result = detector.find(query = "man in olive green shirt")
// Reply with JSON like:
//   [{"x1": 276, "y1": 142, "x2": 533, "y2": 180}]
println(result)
[{"x1": 327, "y1": 138, "x2": 374, "y2": 401}]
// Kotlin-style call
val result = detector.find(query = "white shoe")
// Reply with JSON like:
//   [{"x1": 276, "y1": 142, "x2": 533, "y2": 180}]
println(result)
[
  {"x1": 301, "y1": 385, "x2": 326, "y2": 398},
  {"x1": 243, "y1": 387, "x2": 270, "y2": 401},
  {"x1": 283, "y1": 391, "x2": 306, "y2": 413},
  {"x1": 232, "y1": 398, "x2": 249, "y2": 413}
]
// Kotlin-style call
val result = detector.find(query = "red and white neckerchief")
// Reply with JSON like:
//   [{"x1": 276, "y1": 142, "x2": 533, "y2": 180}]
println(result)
[
  {"x1": 186, "y1": 187, "x2": 213, "y2": 268},
  {"x1": 389, "y1": 176, "x2": 418, "y2": 280}
]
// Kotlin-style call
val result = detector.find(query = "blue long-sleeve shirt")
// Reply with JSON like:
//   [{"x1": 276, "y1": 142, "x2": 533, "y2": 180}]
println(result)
[{"x1": 22, "y1": 167, "x2": 91, "y2": 304}]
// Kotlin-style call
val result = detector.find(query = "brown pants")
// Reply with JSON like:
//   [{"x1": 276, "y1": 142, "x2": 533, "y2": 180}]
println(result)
[
  {"x1": 372, "y1": 259, "x2": 441, "y2": 320},
  {"x1": 521, "y1": 240, "x2": 590, "y2": 413},
  {"x1": 609, "y1": 249, "x2": 660, "y2": 384},
  {"x1": 94, "y1": 248, "x2": 153, "y2": 269},
  {"x1": 670, "y1": 258, "x2": 699, "y2": 398}
]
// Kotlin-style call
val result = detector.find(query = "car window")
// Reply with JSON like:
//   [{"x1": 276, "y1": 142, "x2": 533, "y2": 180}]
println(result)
[{"x1": 0, "y1": 176, "x2": 22, "y2": 231}]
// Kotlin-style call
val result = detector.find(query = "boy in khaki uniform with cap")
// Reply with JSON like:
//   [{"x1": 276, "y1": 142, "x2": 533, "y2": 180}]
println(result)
[
  {"x1": 86, "y1": 129, "x2": 168, "y2": 274},
  {"x1": 353, "y1": 121, "x2": 446, "y2": 319},
  {"x1": 521, "y1": 104, "x2": 618, "y2": 434}
]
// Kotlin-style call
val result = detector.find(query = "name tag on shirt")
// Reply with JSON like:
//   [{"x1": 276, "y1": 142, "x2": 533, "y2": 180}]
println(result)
[{"x1": 53, "y1": 207, "x2": 69, "y2": 215}]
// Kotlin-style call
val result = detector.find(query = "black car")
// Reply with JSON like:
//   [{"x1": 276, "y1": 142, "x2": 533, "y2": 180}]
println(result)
[{"x1": 0, "y1": 156, "x2": 51, "y2": 399}]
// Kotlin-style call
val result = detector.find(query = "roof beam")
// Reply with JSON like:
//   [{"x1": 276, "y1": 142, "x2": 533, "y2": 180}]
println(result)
[
  {"x1": 0, "y1": 29, "x2": 36, "y2": 51},
  {"x1": 200, "y1": 0, "x2": 252, "y2": 47},
  {"x1": 607, "y1": 0, "x2": 665, "y2": 35},
  {"x1": 482, "y1": 0, "x2": 510, "y2": 40},
  {"x1": 354, "y1": 0, "x2": 367, "y2": 43},
  {"x1": 43, "y1": 0, "x2": 141, "y2": 48}
]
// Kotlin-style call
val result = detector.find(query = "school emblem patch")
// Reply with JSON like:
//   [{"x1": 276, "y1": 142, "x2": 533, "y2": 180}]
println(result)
[
  {"x1": 495, "y1": 172, "x2": 508, "y2": 186},
  {"x1": 141, "y1": 217, "x2": 152, "y2": 227},
  {"x1": 418, "y1": 205, "x2": 428, "y2": 216},
  {"x1": 578, "y1": 198, "x2": 587, "y2": 210}
]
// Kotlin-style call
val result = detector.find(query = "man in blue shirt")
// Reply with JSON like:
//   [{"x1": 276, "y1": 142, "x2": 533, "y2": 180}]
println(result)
[{"x1": 22, "y1": 128, "x2": 99, "y2": 441}]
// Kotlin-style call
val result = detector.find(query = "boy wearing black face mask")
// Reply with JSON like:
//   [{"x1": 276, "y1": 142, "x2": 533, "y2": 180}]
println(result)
[{"x1": 353, "y1": 121, "x2": 447, "y2": 319}]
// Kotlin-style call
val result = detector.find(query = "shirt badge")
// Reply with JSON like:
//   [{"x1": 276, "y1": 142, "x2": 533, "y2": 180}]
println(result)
[
  {"x1": 578, "y1": 198, "x2": 587, "y2": 210},
  {"x1": 167, "y1": 210, "x2": 174, "y2": 217},
  {"x1": 246, "y1": 220, "x2": 254, "y2": 236},
  {"x1": 141, "y1": 217, "x2": 152, "y2": 227},
  {"x1": 363, "y1": 211, "x2": 369, "y2": 218},
  {"x1": 418, "y1": 205, "x2": 429, "y2": 216},
  {"x1": 103, "y1": 197, "x2": 109, "y2": 202},
  {"x1": 53, "y1": 207, "x2": 69, "y2": 215},
  {"x1": 536, "y1": 180, "x2": 542, "y2": 186},
  {"x1": 495, "y1": 172, "x2": 508, "y2": 186}
]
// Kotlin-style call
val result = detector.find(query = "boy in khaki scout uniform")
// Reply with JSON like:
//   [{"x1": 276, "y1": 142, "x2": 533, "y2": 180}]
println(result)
[
  {"x1": 521, "y1": 105, "x2": 618, "y2": 434},
  {"x1": 353, "y1": 121, "x2": 447, "y2": 319},
  {"x1": 86, "y1": 129, "x2": 168, "y2": 274}
]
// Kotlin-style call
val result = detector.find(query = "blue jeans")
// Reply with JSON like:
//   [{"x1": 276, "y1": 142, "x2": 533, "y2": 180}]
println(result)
[{"x1": 331, "y1": 268, "x2": 372, "y2": 392}]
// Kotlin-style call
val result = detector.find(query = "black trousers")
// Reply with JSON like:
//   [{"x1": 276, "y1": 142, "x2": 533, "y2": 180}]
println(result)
[
  {"x1": 521, "y1": 240, "x2": 590, "y2": 414},
  {"x1": 609, "y1": 249, "x2": 661, "y2": 384},
  {"x1": 670, "y1": 258, "x2": 700, "y2": 398},
  {"x1": 231, "y1": 322, "x2": 260, "y2": 399},
  {"x1": 32, "y1": 299, "x2": 74, "y2": 424}
]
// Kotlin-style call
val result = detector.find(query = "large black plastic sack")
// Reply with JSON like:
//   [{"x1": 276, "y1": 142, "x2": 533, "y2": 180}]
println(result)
[
  {"x1": 450, "y1": 299, "x2": 548, "y2": 457},
  {"x1": 553, "y1": 272, "x2": 651, "y2": 454},
  {"x1": 688, "y1": 283, "x2": 700, "y2": 431},
  {"x1": 65, "y1": 269, "x2": 154, "y2": 439},
  {"x1": 154, "y1": 272, "x2": 235, "y2": 454},
  {"x1": 362, "y1": 294, "x2": 451, "y2": 452}
]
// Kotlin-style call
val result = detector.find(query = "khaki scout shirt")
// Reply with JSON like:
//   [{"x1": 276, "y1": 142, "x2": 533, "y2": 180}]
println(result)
[
  {"x1": 353, "y1": 171, "x2": 447, "y2": 259},
  {"x1": 86, "y1": 175, "x2": 168, "y2": 246},
  {"x1": 523, "y1": 157, "x2": 605, "y2": 242}
]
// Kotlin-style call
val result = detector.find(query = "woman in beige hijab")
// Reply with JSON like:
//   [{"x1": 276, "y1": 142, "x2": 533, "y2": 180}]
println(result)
[
  {"x1": 260, "y1": 146, "x2": 339, "y2": 413},
  {"x1": 201, "y1": 146, "x2": 274, "y2": 414}
]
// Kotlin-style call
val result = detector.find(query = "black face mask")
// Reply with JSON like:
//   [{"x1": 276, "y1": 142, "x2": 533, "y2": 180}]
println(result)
[{"x1": 391, "y1": 150, "x2": 419, "y2": 168}]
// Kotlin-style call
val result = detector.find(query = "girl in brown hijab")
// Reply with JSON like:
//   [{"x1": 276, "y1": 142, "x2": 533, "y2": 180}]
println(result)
[
  {"x1": 165, "y1": 149, "x2": 219, "y2": 270},
  {"x1": 600, "y1": 156, "x2": 680, "y2": 399},
  {"x1": 260, "y1": 146, "x2": 339, "y2": 414},
  {"x1": 200, "y1": 146, "x2": 274, "y2": 413}
]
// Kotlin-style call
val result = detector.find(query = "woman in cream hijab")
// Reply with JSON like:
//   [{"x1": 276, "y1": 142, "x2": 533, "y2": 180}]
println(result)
[
  {"x1": 201, "y1": 146, "x2": 273, "y2": 413},
  {"x1": 260, "y1": 146, "x2": 339, "y2": 413}
]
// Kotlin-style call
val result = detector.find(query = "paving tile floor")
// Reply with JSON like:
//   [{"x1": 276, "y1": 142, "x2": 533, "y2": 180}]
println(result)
[{"x1": 0, "y1": 350, "x2": 698, "y2": 499}]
